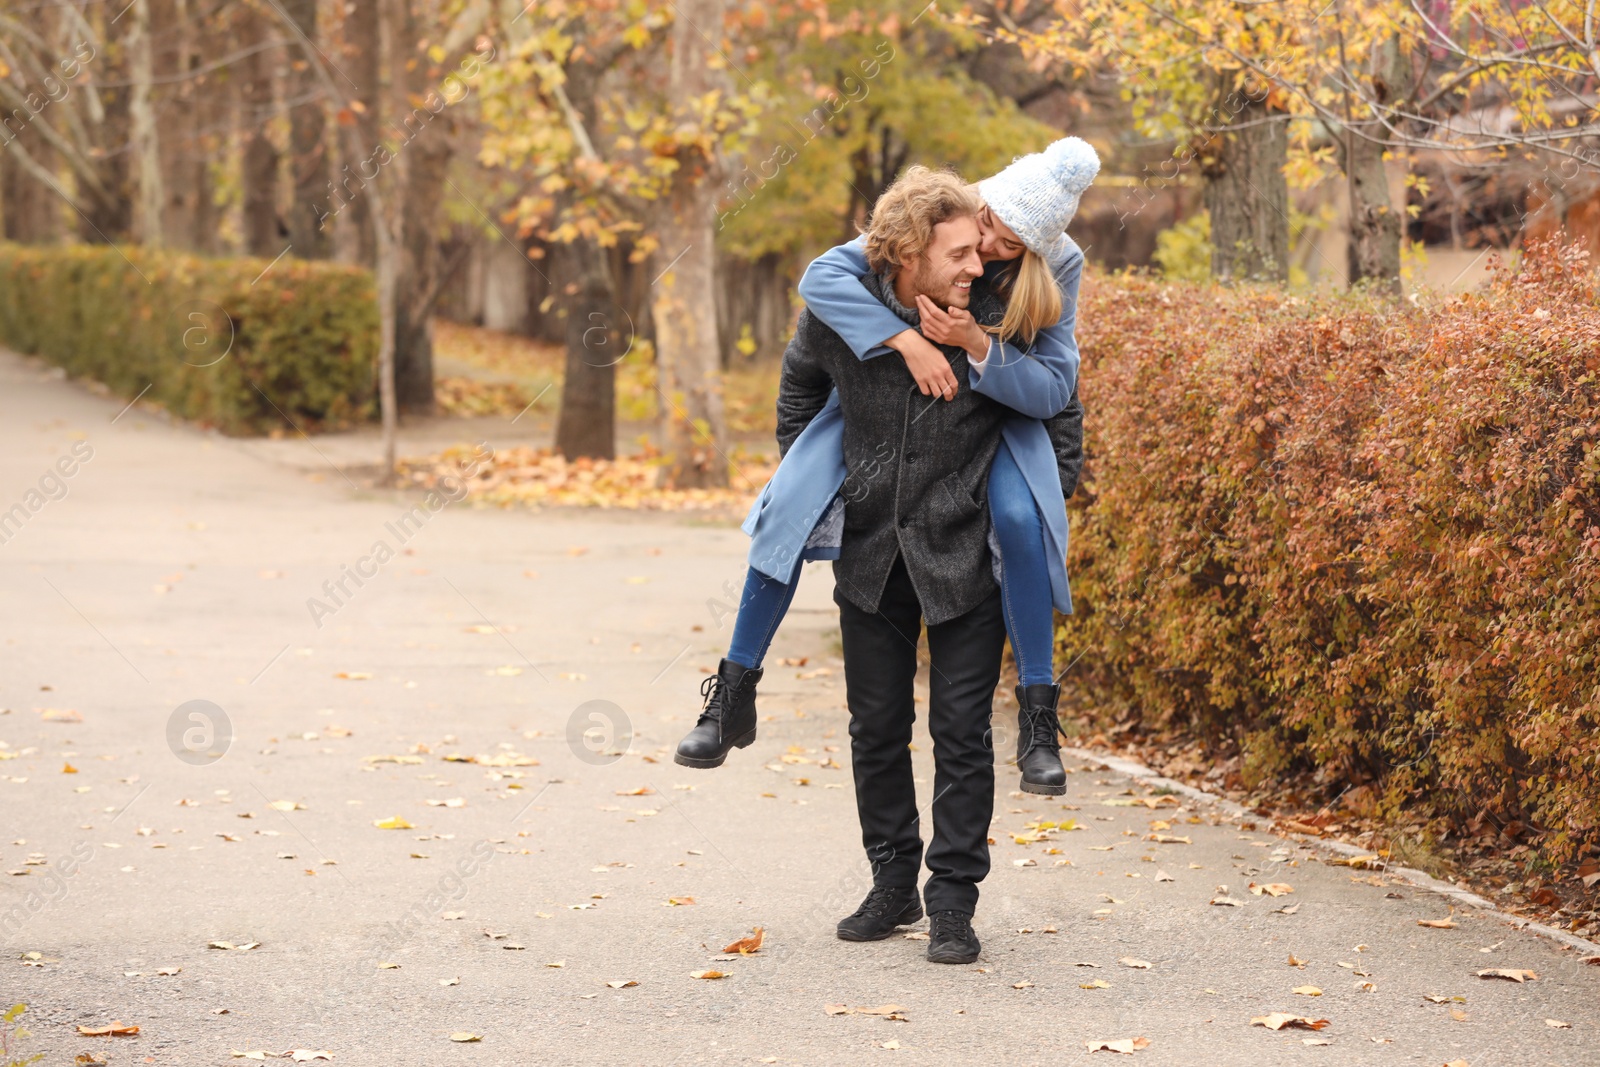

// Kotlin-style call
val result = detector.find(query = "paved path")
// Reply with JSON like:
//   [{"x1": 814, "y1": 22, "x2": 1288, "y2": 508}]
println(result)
[{"x1": 2, "y1": 349, "x2": 1596, "y2": 1066}]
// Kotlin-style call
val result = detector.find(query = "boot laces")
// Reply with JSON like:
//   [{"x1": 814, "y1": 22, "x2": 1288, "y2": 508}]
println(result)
[
  {"x1": 697, "y1": 674, "x2": 729, "y2": 724},
  {"x1": 1020, "y1": 704, "x2": 1061, "y2": 756}
]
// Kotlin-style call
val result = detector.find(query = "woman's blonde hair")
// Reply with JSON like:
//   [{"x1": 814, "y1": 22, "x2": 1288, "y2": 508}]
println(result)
[
  {"x1": 988, "y1": 247, "x2": 1062, "y2": 347},
  {"x1": 862, "y1": 165, "x2": 982, "y2": 275}
]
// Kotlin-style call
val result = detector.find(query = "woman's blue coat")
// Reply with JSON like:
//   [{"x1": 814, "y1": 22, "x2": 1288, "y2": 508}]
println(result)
[{"x1": 742, "y1": 236, "x2": 1083, "y2": 615}]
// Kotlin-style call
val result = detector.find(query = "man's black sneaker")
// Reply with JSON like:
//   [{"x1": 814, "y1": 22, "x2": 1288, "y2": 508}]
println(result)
[
  {"x1": 836, "y1": 886, "x2": 923, "y2": 941},
  {"x1": 1016, "y1": 683, "x2": 1067, "y2": 795},
  {"x1": 926, "y1": 910, "x2": 981, "y2": 964},
  {"x1": 674, "y1": 658, "x2": 762, "y2": 768}
]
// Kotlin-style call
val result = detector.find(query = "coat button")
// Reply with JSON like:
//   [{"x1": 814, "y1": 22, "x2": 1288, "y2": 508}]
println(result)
[
  {"x1": 898, "y1": 516, "x2": 910, "y2": 529},
  {"x1": 906, "y1": 452, "x2": 919, "y2": 464}
]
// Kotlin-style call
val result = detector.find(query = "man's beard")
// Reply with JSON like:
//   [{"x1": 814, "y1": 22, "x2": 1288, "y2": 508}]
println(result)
[{"x1": 908, "y1": 256, "x2": 968, "y2": 309}]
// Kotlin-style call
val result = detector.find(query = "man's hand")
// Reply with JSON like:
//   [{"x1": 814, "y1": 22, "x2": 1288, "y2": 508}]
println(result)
[
  {"x1": 885, "y1": 328, "x2": 959, "y2": 401},
  {"x1": 916, "y1": 294, "x2": 990, "y2": 362}
]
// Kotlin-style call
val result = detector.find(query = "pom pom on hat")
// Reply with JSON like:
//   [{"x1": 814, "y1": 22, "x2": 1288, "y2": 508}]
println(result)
[{"x1": 977, "y1": 137, "x2": 1101, "y2": 262}]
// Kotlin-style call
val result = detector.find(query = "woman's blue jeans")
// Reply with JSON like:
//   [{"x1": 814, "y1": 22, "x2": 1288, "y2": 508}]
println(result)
[{"x1": 728, "y1": 441, "x2": 1055, "y2": 685}]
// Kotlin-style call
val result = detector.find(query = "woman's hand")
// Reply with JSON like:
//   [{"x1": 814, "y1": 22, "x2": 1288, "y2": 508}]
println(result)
[
  {"x1": 916, "y1": 295, "x2": 991, "y2": 362},
  {"x1": 885, "y1": 328, "x2": 959, "y2": 401}
]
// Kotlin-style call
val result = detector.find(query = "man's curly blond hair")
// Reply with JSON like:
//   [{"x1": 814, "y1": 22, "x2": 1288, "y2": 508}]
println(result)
[{"x1": 862, "y1": 165, "x2": 981, "y2": 275}]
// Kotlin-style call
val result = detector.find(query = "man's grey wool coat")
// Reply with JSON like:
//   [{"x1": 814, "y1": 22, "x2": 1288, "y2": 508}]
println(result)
[{"x1": 775, "y1": 270, "x2": 1083, "y2": 626}]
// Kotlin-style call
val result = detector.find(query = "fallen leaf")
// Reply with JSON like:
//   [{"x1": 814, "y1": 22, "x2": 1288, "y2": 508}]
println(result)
[
  {"x1": 1275, "y1": 903, "x2": 1301, "y2": 915},
  {"x1": 722, "y1": 927, "x2": 764, "y2": 954},
  {"x1": 666, "y1": 896, "x2": 695, "y2": 906},
  {"x1": 1154, "y1": 870, "x2": 1174, "y2": 882},
  {"x1": 1417, "y1": 918, "x2": 1458, "y2": 929},
  {"x1": 378, "y1": 961, "x2": 400, "y2": 969},
  {"x1": 440, "y1": 977, "x2": 459, "y2": 986},
  {"x1": 857, "y1": 1005, "x2": 906, "y2": 1017},
  {"x1": 373, "y1": 816, "x2": 414, "y2": 830},
  {"x1": 690, "y1": 970, "x2": 726, "y2": 980},
  {"x1": 824, "y1": 1004, "x2": 851, "y2": 1016},
  {"x1": 1293, "y1": 986, "x2": 1324, "y2": 996},
  {"x1": 268, "y1": 800, "x2": 304, "y2": 812},
  {"x1": 1288, "y1": 954, "x2": 1308, "y2": 968},
  {"x1": 605, "y1": 980, "x2": 637, "y2": 988},
  {"x1": 1545, "y1": 1019, "x2": 1571, "y2": 1029},
  {"x1": 1251, "y1": 1013, "x2": 1329, "y2": 1031},
  {"x1": 287, "y1": 1053, "x2": 333, "y2": 1063},
  {"x1": 1119, "y1": 958, "x2": 1152, "y2": 969},
  {"x1": 1013, "y1": 980, "x2": 1034, "y2": 989},
  {"x1": 62, "y1": 762, "x2": 78, "y2": 774},
  {"x1": 1084, "y1": 1037, "x2": 1150, "y2": 1054},
  {"x1": 1081, "y1": 979, "x2": 1111, "y2": 989},
  {"x1": 1476, "y1": 968, "x2": 1537, "y2": 982},
  {"x1": 1147, "y1": 834, "x2": 1191, "y2": 844},
  {"x1": 1249, "y1": 882, "x2": 1294, "y2": 897},
  {"x1": 449, "y1": 1033, "x2": 481, "y2": 1043},
  {"x1": 77, "y1": 1022, "x2": 140, "y2": 1036},
  {"x1": 1302, "y1": 1038, "x2": 1333, "y2": 1046},
  {"x1": 333, "y1": 671, "x2": 372, "y2": 680},
  {"x1": 1210, "y1": 896, "x2": 1246, "y2": 907}
]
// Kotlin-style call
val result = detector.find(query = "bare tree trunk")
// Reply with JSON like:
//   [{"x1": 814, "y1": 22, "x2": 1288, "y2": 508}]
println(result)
[
  {"x1": 277, "y1": 0, "x2": 396, "y2": 477},
  {"x1": 393, "y1": 131, "x2": 446, "y2": 414},
  {"x1": 342, "y1": 0, "x2": 380, "y2": 266},
  {"x1": 1, "y1": 126, "x2": 58, "y2": 243},
  {"x1": 190, "y1": 2, "x2": 221, "y2": 253},
  {"x1": 79, "y1": 30, "x2": 132, "y2": 243},
  {"x1": 1344, "y1": 36, "x2": 1408, "y2": 294},
  {"x1": 652, "y1": 0, "x2": 728, "y2": 489},
  {"x1": 1201, "y1": 90, "x2": 1289, "y2": 283},
  {"x1": 127, "y1": 0, "x2": 164, "y2": 246},
  {"x1": 284, "y1": 0, "x2": 330, "y2": 258},
  {"x1": 158, "y1": 0, "x2": 207, "y2": 251},
  {"x1": 388, "y1": 0, "x2": 447, "y2": 415},
  {"x1": 239, "y1": 1, "x2": 280, "y2": 256},
  {"x1": 554, "y1": 230, "x2": 619, "y2": 459},
  {"x1": 376, "y1": 211, "x2": 400, "y2": 479}
]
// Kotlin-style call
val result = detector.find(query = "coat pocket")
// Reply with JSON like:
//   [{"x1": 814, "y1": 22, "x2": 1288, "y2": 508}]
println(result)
[{"x1": 935, "y1": 471, "x2": 982, "y2": 520}]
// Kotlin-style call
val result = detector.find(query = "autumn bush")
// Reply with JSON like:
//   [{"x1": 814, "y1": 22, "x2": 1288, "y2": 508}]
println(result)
[
  {"x1": 1066, "y1": 238, "x2": 1600, "y2": 864},
  {"x1": 0, "y1": 242, "x2": 377, "y2": 434}
]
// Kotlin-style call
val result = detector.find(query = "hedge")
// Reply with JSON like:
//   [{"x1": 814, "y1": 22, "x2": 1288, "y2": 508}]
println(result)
[
  {"x1": 0, "y1": 242, "x2": 377, "y2": 435},
  {"x1": 1067, "y1": 238, "x2": 1599, "y2": 864}
]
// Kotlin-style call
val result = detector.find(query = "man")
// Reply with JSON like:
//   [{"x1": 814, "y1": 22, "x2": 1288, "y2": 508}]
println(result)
[{"x1": 774, "y1": 166, "x2": 1080, "y2": 964}]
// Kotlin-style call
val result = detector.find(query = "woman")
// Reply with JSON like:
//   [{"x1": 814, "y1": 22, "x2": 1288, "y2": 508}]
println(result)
[{"x1": 675, "y1": 137, "x2": 1099, "y2": 795}]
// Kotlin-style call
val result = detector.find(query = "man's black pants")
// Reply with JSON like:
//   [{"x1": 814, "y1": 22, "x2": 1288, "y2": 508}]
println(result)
[{"x1": 835, "y1": 555, "x2": 1006, "y2": 916}]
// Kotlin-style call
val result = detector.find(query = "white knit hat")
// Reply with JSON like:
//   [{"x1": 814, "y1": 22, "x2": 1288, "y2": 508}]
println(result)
[{"x1": 977, "y1": 137, "x2": 1100, "y2": 264}]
